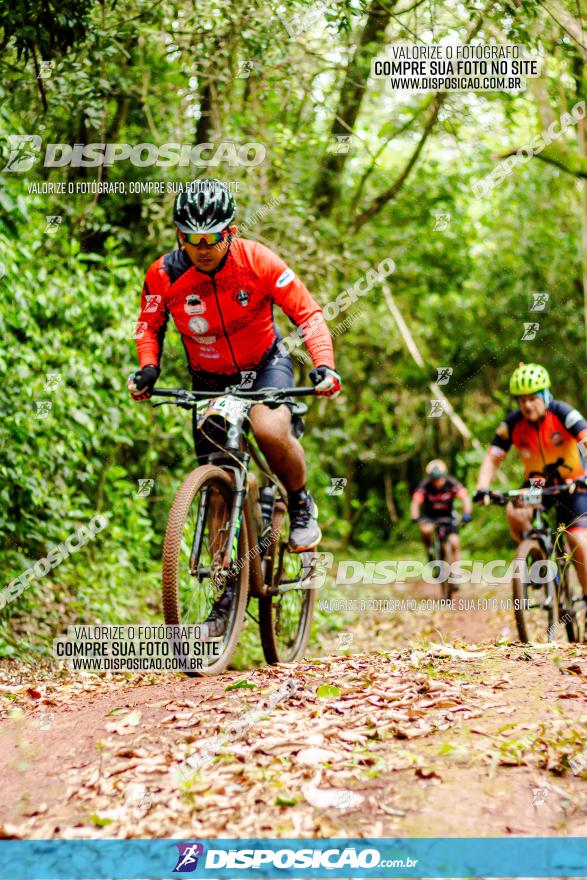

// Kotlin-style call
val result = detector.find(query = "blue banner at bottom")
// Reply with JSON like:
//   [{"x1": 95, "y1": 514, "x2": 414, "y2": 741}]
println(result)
[{"x1": 0, "y1": 837, "x2": 586, "y2": 879}]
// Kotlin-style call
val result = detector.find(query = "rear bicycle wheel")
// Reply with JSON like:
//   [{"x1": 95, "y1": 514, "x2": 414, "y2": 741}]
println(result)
[
  {"x1": 162, "y1": 465, "x2": 249, "y2": 675},
  {"x1": 259, "y1": 501, "x2": 317, "y2": 664},
  {"x1": 512, "y1": 539, "x2": 559, "y2": 643}
]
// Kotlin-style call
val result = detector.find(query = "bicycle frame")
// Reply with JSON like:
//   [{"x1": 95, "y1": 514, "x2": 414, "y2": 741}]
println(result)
[
  {"x1": 485, "y1": 481, "x2": 586, "y2": 639},
  {"x1": 152, "y1": 385, "x2": 316, "y2": 598}
]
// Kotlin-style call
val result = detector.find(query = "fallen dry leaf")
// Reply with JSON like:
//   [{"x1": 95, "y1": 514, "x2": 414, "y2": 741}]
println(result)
[
  {"x1": 296, "y1": 747, "x2": 340, "y2": 765},
  {"x1": 105, "y1": 709, "x2": 142, "y2": 734}
]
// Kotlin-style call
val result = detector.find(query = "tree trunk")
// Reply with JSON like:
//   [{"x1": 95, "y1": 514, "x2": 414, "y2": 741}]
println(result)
[{"x1": 312, "y1": 0, "x2": 395, "y2": 212}]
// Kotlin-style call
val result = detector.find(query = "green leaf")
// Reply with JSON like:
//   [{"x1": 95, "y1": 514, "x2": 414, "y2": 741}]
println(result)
[
  {"x1": 275, "y1": 795, "x2": 297, "y2": 806},
  {"x1": 225, "y1": 679, "x2": 257, "y2": 691},
  {"x1": 89, "y1": 813, "x2": 113, "y2": 827},
  {"x1": 317, "y1": 684, "x2": 341, "y2": 699}
]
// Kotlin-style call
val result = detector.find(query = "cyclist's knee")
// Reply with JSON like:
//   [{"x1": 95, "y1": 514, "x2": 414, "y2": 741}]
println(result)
[
  {"x1": 567, "y1": 529, "x2": 587, "y2": 557},
  {"x1": 250, "y1": 405, "x2": 291, "y2": 445},
  {"x1": 506, "y1": 502, "x2": 529, "y2": 532}
]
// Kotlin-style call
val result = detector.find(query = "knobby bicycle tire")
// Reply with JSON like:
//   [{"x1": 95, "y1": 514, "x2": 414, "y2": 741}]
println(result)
[
  {"x1": 258, "y1": 502, "x2": 316, "y2": 664},
  {"x1": 162, "y1": 464, "x2": 249, "y2": 675},
  {"x1": 512, "y1": 538, "x2": 558, "y2": 643}
]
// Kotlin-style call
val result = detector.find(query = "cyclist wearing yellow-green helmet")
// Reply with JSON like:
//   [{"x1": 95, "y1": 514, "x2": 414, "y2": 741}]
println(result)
[
  {"x1": 475, "y1": 362, "x2": 587, "y2": 608},
  {"x1": 508, "y1": 363, "x2": 551, "y2": 398}
]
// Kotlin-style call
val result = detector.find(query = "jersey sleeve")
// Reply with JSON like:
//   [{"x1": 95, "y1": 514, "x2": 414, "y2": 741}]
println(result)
[
  {"x1": 412, "y1": 481, "x2": 427, "y2": 503},
  {"x1": 249, "y1": 242, "x2": 335, "y2": 369},
  {"x1": 135, "y1": 259, "x2": 170, "y2": 369},
  {"x1": 451, "y1": 478, "x2": 467, "y2": 498},
  {"x1": 489, "y1": 412, "x2": 516, "y2": 458},
  {"x1": 550, "y1": 400, "x2": 587, "y2": 442}
]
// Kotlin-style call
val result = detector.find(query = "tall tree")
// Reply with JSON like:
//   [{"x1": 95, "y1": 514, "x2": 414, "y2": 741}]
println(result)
[{"x1": 312, "y1": 0, "x2": 396, "y2": 212}]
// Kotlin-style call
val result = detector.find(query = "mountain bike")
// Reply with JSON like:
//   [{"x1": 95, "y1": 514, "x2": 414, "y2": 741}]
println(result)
[
  {"x1": 485, "y1": 481, "x2": 586, "y2": 643},
  {"x1": 426, "y1": 516, "x2": 462, "y2": 600},
  {"x1": 151, "y1": 385, "x2": 321, "y2": 675}
]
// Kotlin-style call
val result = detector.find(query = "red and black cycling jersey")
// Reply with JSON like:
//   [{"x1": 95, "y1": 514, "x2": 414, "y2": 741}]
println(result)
[
  {"x1": 135, "y1": 236, "x2": 334, "y2": 375},
  {"x1": 412, "y1": 477, "x2": 467, "y2": 518},
  {"x1": 489, "y1": 400, "x2": 587, "y2": 481}
]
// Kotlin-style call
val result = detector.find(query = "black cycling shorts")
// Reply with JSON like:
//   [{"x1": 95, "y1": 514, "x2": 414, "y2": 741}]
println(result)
[
  {"x1": 190, "y1": 342, "x2": 295, "y2": 462},
  {"x1": 543, "y1": 489, "x2": 587, "y2": 531},
  {"x1": 420, "y1": 516, "x2": 458, "y2": 534}
]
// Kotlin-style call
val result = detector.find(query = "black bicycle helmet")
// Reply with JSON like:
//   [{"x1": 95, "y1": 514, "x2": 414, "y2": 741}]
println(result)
[{"x1": 173, "y1": 178, "x2": 236, "y2": 233}]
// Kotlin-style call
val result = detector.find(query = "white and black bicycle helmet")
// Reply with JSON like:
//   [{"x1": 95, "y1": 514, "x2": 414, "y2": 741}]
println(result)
[{"x1": 173, "y1": 178, "x2": 236, "y2": 233}]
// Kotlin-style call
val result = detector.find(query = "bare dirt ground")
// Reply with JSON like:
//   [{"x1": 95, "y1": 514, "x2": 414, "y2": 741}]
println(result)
[{"x1": 2, "y1": 578, "x2": 587, "y2": 842}]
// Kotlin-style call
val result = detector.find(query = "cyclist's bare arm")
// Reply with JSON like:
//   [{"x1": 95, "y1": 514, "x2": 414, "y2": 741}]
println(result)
[
  {"x1": 410, "y1": 497, "x2": 422, "y2": 520},
  {"x1": 476, "y1": 449, "x2": 505, "y2": 490},
  {"x1": 457, "y1": 487, "x2": 473, "y2": 515}
]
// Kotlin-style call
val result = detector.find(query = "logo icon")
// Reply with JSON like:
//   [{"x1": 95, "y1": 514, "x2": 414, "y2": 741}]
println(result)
[
  {"x1": 433, "y1": 212, "x2": 451, "y2": 231},
  {"x1": 137, "y1": 479, "x2": 155, "y2": 498},
  {"x1": 38, "y1": 60, "x2": 55, "y2": 79},
  {"x1": 174, "y1": 843, "x2": 204, "y2": 873},
  {"x1": 33, "y1": 400, "x2": 53, "y2": 418},
  {"x1": 144, "y1": 294, "x2": 162, "y2": 313},
  {"x1": 44, "y1": 373, "x2": 62, "y2": 391},
  {"x1": 184, "y1": 294, "x2": 205, "y2": 315},
  {"x1": 326, "y1": 477, "x2": 347, "y2": 496},
  {"x1": 235, "y1": 289, "x2": 250, "y2": 307},
  {"x1": 236, "y1": 60, "x2": 254, "y2": 79},
  {"x1": 189, "y1": 316, "x2": 209, "y2": 335},
  {"x1": 44, "y1": 215, "x2": 63, "y2": 235},
  {"x1": 332, "y1": 135, "x2": 353, "y2": 154},
  {"x1": 529, "y1": 292, "x2": 550, "y2": 312},
  {"x1": 521, "y1": 322, "x2": 539, "y2": 341},
  {"x1": 436, "y1": 367, "x2": 453, "y2": 385},
  {"x1": 239, "y1": 370, "x2": 256, "y2": 389},
  {"x1": 3, "y1": 134, "x2": 42, "y2": 172},
  {"x1": 129, "y1": 320, "x2": 148, "y2": 339},
  {"x1": 428, "y1": 399, "x2": 447, "y2": 418}
]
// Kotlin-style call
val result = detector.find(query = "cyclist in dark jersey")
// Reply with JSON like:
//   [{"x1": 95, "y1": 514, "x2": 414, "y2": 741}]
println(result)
[
  {"x1": 411, "y1": 460, "x2": 472, "y2": 561},
  {"x1": 127, "y1": 179, "x2": 341, "y2": 636},
  {"x1": 474, "y1": 363, "x2": 587, "y2": 605}
]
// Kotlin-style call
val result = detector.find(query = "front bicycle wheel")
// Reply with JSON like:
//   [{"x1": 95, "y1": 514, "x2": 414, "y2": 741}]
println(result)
[
  {"x1": 440, "y1": 537, "x2": 454, "y2": 600},
  {"x1": 259, "y1": 501, "x2": 317, "y2": 664},
  {"x1": 512, "y1": 539, "x2": 559, "y2": 643},
  {"x1": 162, "y1": 465, "x2": 249, "y2": 675},
  {"x1": 558, "y1": 545, "x2": 581, "y2": 643}
]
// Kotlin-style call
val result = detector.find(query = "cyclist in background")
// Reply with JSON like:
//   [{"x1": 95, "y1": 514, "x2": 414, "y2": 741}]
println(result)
[
  {"x1": 411, "y1": 460, "x2": 472, "y2": 562},
  {"x1": 474, "y1": 363, "x2": 587, "y2": 609}
]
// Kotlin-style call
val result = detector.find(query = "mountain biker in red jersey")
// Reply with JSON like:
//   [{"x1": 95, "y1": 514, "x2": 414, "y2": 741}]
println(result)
[
  {"x1": 474, "y1": 363, "x2": 587, "y2": 613},
  {"x1": 128, "y1": 179, "x2": 341, "y2": 635},
  {"x1": 410, "y1": 459, "x2": 472, "y2": 562}
]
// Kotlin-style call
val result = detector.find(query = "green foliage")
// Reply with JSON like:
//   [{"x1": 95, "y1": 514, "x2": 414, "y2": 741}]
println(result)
[
  {"x1": 0, "y1": 0, "x2": 585, "y2": 654},
  {"x1": 0, "y1": 0, "x2": 96, "y2": 61}
]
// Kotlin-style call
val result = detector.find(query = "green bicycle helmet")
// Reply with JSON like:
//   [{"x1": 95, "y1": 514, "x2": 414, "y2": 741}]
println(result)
[{"x1": 509, "y1": 363, "x2": 551, "y2": 396}]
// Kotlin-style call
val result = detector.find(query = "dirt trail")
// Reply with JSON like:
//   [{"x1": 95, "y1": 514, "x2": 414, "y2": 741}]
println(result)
[
  {"x1": 2, "y1": 577, "x2": 587, "y2": 840},
  {"x1": 2, "y1": 617, "x2": 587, "y2": 840}
]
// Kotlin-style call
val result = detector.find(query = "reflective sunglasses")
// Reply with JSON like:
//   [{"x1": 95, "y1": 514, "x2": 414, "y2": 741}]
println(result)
[{"x1": 180, "y1": 229, "x2": 229, "y2": 246}]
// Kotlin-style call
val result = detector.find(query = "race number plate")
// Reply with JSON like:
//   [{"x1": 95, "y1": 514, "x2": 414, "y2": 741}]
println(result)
[{"x1": 197, "y1": 395, "x2": 249, "y2": 428}]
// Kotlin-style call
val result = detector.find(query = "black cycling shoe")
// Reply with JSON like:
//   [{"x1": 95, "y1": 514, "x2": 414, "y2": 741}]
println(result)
[
  {"x1": 288, "y1": 489, "x2": 321, "y2": 552},
  {"x1": 199, "y1": 604, "x2": 229, "y2": 639}
]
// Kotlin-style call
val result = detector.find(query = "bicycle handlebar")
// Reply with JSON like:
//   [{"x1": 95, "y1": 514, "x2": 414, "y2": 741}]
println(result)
[
  {"x1": 484, "y1": 480, "x2": 587, "y2": 506},
  {"x1": 151, "y1": 386, "x2": 317, "y2": 406}
]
